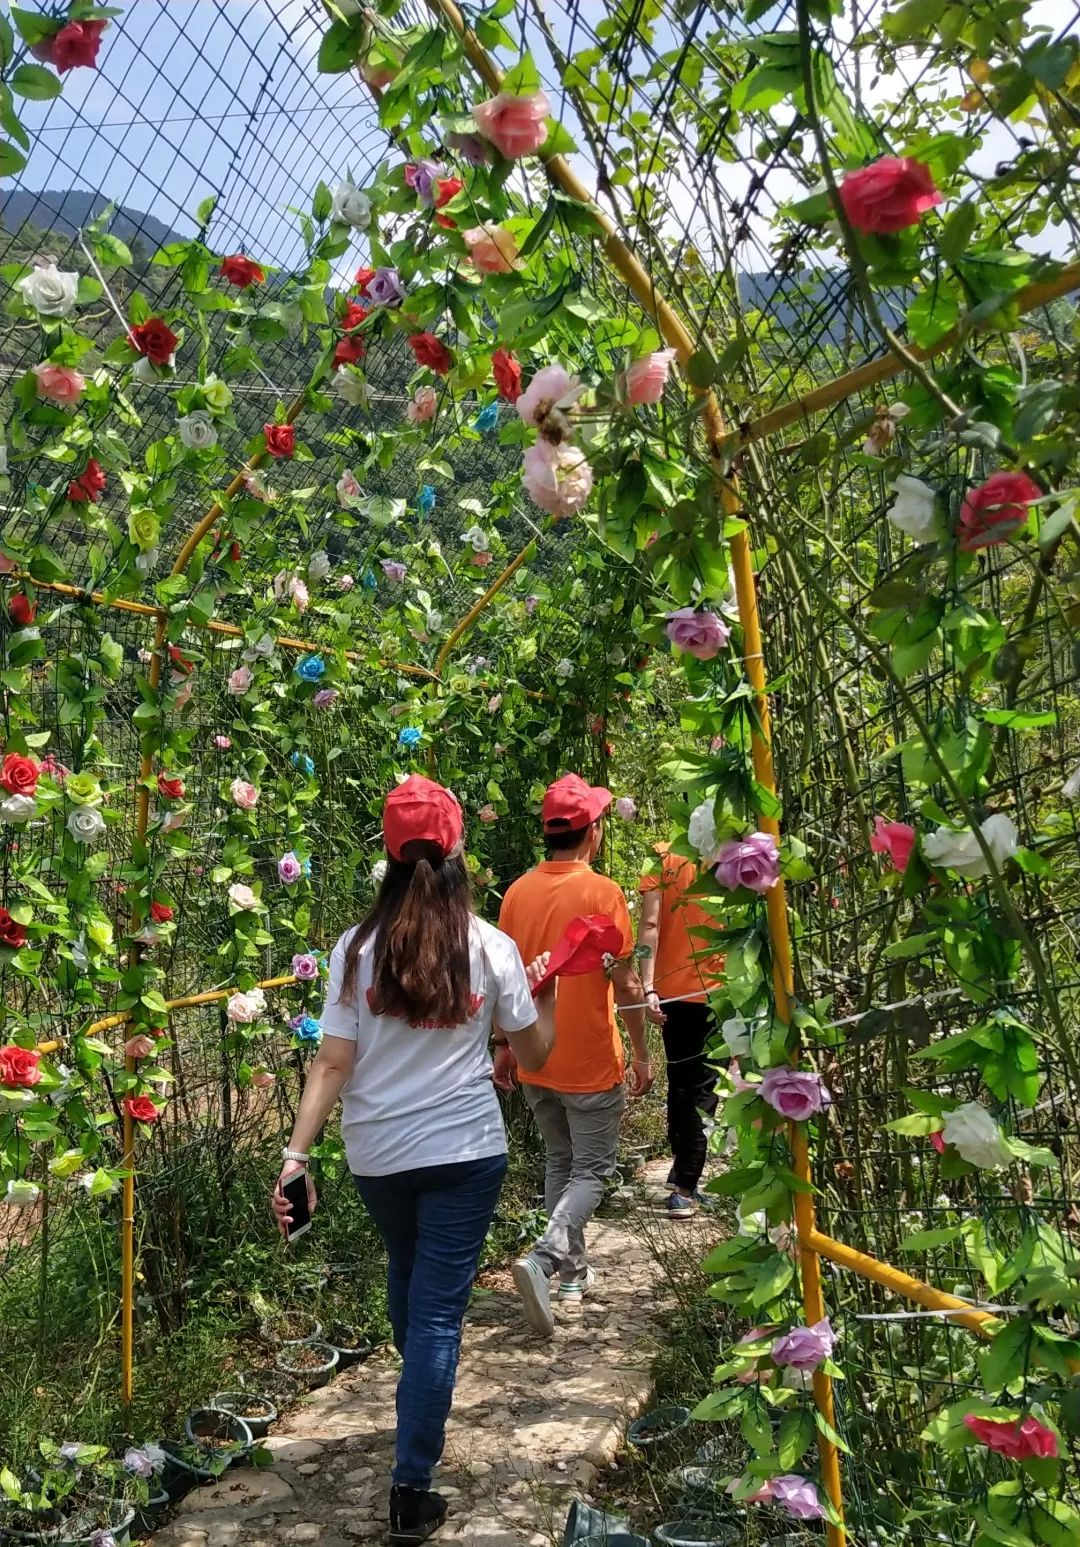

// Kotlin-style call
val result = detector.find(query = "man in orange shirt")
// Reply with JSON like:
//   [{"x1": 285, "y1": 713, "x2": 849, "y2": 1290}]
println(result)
[
  {"x1": 498, "y1": 773, "x2": 652, "y2": 1337},
  {"x1": 638, "y1": 843, "x2": 724, "y2": 1219}
]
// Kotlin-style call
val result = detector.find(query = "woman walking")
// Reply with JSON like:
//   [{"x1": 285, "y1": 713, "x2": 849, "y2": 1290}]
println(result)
[{"x1": 272, "y1": 775, "x2": 555, "y2": 1544}]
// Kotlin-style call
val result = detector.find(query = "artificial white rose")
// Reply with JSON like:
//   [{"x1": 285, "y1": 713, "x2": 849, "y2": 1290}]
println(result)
[
  {"x1": 721, "y1": 1015, "x2": 752, "y2": 1058},
  {"x1": 17, "y1": 262, "x2": 78, "y2": 317},
  {"x1": 687, "y1": 797, "x2": 719, "y2": 862},
  {"x1": 0, "y1": 794, "x2": 36, "y2": 825},
  {"x1": 4, "y1": 1178, "x2": 40, "y2": 1208},
  {"x1": 554, "y1": 658, "x2": 574, "y2": 679},
  {"x1": 371, "y1": 859, "x2": 388, "y2": 885},
  {"x1": 333, "y1": 367, "x2": 370, "y2": 407},
  {"x1": 227, "y1": 882, "x2": 260, "y2": 911},
  {"x1": 461, "y1": 524, "x2": 489, "y2": 552},
  {"x1": 537, "y1": 730, "x2": 553, "y2": 746},
  {"x1": 67, "y1": 807, "x2": 106, "y2": 845},
  {"x1": 331, "y1": 181, "x2": 372, "y2": 229},
  {"x1": 308, "y1": 549, "x2": 332, "y2": 582},
  {"x1": 1063, "y1": 763, "x2": 1080, "y2": 801},
  {"x1": 887, "y1": 476, "x2": 939, "y2": 543},
  {"x1": 0, "y1": 445, "x2": 8, "y2": 476},
  {"x1": 242, "y1": 633, "x2": 275, "y2": 663},
  {"x1": 607, "y1": 646, "x2": 625, "y2": 666},
  {"x1": 202, "y1": 377, "x2": 232, "y2": 411},
  {"x1": 132, "y1": 352, "x2": 173, "y2": 383},
  {"x1": 178, "y1": 410, "x2": 218, "y2": 450},
  {"x1": 941, "y1": 1101, "x2": 1013, "y2": 1170},
  {"x1": 923, "y1": 813, "x2": 1018, "y2": 878},
  {"x1": 425, "y1": 609, "x2": 442, "y2": 633},
  {"x1": 134, "y1": 548, "x2": 159, "y2": 576}
]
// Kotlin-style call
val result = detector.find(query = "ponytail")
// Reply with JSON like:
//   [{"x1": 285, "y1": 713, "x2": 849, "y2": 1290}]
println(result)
[{"x1": 339, "y1": 841, "x2": 473, "y2": 1026}]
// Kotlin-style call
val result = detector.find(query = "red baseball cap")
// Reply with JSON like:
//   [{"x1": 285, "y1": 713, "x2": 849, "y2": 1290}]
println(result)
[
  {"x1": 542, "y1": 772, "x2": 612, "y2": 833},
  {"x1": 383, "y1": 775, "x2": 463, "y2": 860},
  {"x1": 531, "y1": 913, "x2": 625, "y2": 995}
]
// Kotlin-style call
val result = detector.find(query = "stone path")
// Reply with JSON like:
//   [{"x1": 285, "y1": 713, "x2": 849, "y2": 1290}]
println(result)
[{"x1": 155, "y1": 1166, "x2": 694, "y2": 1547}]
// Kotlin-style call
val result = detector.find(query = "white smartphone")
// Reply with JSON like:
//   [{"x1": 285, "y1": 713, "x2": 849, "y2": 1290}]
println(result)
[{"x1": 282, "y1": 1170, "x2": 312, "y2": 1242}]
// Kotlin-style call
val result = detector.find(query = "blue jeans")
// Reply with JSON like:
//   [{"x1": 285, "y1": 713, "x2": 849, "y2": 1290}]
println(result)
[{"x1": 353, "y1": 1154, "x2": 507, "y2": 1489}]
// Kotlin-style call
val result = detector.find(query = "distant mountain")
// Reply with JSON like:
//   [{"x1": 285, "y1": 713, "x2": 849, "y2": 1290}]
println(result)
[{"x1": 0, "y1": 188, "x2": 188, "y2": 251}]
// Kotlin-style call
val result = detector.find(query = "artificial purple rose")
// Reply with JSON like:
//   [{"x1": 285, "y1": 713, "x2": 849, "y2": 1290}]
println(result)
[
  {"x1": 524, "y1": 594, "x2": 540, "y2": 616},
  {"x1": 760, "y1": 1066, "x2": 832, "y2": 1122},
  {"x1": 448, "y1": 131, "x2": 490, "y2": 166},
  {"x1": 291, "y1": 952, "x2": 319, "y2": 981},
  {"x1": 368, "y1": 267, "x2": 404, "y2": 307},
  {"x1": 665, "y1": 606, "x2": 731, "y2": 660},
  {"x1": 772, "y1": 1317, "x2": 835, "y2": 1373},
  {"x1": 312, "y1": 688, "x2": 339, "y2": 709},
  {"x1": 770, "y1": 1475, "x2": 826, "y2": 1522},
  {"x1": 714, "y1": 831, "x2": 780, "y2": 893},
  {"x1": 408, "y1": 157, "x2": 445, "y2": 205},
  {"x1": 381, "y1": 559, "x2": 407, "y2": 581},
  {"x1": 278, "y1": 852, "x2": 302, "y2": 884}
]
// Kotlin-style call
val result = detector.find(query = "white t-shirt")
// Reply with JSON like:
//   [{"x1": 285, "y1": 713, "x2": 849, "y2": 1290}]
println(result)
[{"x1": 319, "y1": 915, "x2": 537, "y2": 1177}]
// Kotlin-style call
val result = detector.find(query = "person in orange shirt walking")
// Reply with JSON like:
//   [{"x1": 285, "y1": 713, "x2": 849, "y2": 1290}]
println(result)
[
  {"x1": 497, "y1": 773, "x2": 653, "y2": 1337},
  {"x1": 638, "y1": 843, "x2": 724, "y2": 1219}
]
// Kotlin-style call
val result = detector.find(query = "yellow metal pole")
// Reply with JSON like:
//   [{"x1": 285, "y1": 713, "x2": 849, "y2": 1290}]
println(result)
[
  {"x1": 802, "y1": 1229, "x2": 997, "y2": 1338},
  {"x1": 419, "y1": 4, "x2": 844, "y2": 1535}
]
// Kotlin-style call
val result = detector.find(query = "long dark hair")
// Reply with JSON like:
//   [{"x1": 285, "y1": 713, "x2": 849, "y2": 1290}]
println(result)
[{"x1": 339, "y1": 839, "x2": 474, "y2": 1025}]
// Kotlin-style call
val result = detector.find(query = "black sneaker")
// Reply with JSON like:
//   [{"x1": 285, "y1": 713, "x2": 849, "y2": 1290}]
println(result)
[{"x1": 389, "y1": 1486, "x2": 448, "y2": 1544}]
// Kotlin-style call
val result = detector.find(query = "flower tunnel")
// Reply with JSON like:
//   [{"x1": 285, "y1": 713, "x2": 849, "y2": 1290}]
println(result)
[{"x1": 1, "y1": 1, "x2": 1080, "y2": 1543}]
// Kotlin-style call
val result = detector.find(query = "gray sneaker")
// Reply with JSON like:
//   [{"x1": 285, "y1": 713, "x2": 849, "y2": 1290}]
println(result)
[{"x1": 512, "y1": 1255, "x2": 555, "y2": 1337}]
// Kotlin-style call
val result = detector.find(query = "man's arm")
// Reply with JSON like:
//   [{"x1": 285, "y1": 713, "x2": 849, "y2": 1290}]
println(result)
[
  {"x1": 611, "y1": 958, "x2": 654, "y2": 1097},
  {"x1": 636, "y1": 889, "x2": 666, "y2": 1024}
]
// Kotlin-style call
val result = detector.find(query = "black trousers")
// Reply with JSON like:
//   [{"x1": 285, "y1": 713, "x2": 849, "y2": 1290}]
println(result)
[{"x1": 662, "y1": 1000, "x2": 721, "y2": 1192}]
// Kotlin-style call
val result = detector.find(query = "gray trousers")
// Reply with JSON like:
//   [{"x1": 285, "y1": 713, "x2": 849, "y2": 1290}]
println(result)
[{"x1": 522, "y1": 1082, "x2": 625, "y2": 1282}]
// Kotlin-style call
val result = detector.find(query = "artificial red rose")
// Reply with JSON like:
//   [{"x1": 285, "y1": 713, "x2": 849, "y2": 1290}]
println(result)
[
  {"x1": 149, "y1": 902, "x2": 174, "y2": 924},
  {"x1": 957, "y1": 470, "x2": 1041, "y2": 552},
  {"x1": 156, "y1": 772, "x2": 184, "y2": 800},
  {"x1": 436, "y1": 215, "x2": 457, "y2": 230},
  {"x1": 264, "y1": 423, "x2": 296, "y2": 459},
  {"x1": 68, "y1": 459, "x2": 107, "y2": 503},
  {"x1": 129, "y1": 317, "x2": 178, "y2": 365},
  {"x1": 37, "y1": 18, "x2": 108, "y2": 73},
  {"x1": 838, "y1": 156, "x2": 942, "y2": 235},
  {"x1": 229, "y1": 541, "x2": 241, "y2": 563},
  {"x1": 341, "y1": 300, "x2": 368, "y2": 331},
  {"x1": 220, "y1": 255, "x2": 265, "y2": 287},
  {"x1": 0, "y1": 1045, "x2": 41, "y2": 1087},
  {"x1": 434, "y1": 176, "x2": 464, "y2": 227},
  {"x1": 333, "y1": 336, "x2": 366, "y2": 368},
  {"x1": 8, "y1": 594, "x2": 36, "y2": 627},
  {"x1": 930, "y1": 1130, "x2": 946, "y2": 1154},
  {"x1": 408, "y1": 332, "x2": 454, "y2": 375},
  {"x1": 167, "y1": 645, "x2": 193, "y2": 675},
  {"x1": 124, "y1": 1094, "x2": 161, "y2": 1123},
  {"x1": 0, "y1": 753, "x2": 40, "y2": 796},
  {"x1": 964, "y1": 1414, "x2": 1058, "y2": 1461},
  {"x1": 0, "y1": 909, "x2": 27, "y2": 949},
  {"x1": 491, "y1": 347, "x2": 522, "y2": 402},
  {"x1": 354, "y1": 266, "x2": 376, "y2": 293}
]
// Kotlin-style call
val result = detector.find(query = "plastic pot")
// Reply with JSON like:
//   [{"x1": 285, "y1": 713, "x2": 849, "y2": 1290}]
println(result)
[
  {"x1": 563, "y1": 1499, "x2": 649, "y2": 1547},
  {"x1": 183, "y1": 1409, "x2": 253, "y2": 1455},
  {"x1": 240, "y1": 1368, "x2": 301, "y2": 1407},
  {"x1": 0, "y1": 1501, "x2": 135, "y2": 1546},
  {"x1": 259, "y1": 1312, "x2": 323, "y2": 1348},
  {"x1": 671, "y1": 1465, "x2": 726, "y2": 1509},
  {"x1": 652, "y1": 1523, "x2": 743, "y2": 1547},
  {"x1": 324, "y1": 1323, "x2": 372, "y2": 1371},
  {"x1": 211, "y1": 1391, "x2": 277, "y2": 1440},
  {"x1": 130, "y1": 1488, "x2": 169, "y2": 1538},
  {"x1": 274, "y1": 1340, "x2": 339, "y2": 1389},
  {"x1": 626, "y1": 1405, "x2": 690, "y2": 1449}
]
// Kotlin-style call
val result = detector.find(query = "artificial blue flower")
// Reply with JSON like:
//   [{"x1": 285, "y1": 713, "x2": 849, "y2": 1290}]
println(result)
[
  {"x1": 418, "y1": 484, "x2": 436, "y2": 517},
  {"x1": 361, "y1": 569, "x2": 378, "y2": 594},
  {"x1": 474, "y1": 402, "x2": 499, "y2": 434},
  {"x1": 290, "y1": 751, "x2": 316, "y2": 778},
  {"x1": 398, "y1": 726, "x2": 422, "y2": 749},
  {"x1": 295, "y1": 654, "x2": 326, "y2": 682},
  {"x1": 290, "y1": 1014, "x2": 322, "y2": 1045}
]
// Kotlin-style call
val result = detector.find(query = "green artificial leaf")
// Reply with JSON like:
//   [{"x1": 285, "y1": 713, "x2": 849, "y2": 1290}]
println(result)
[
  {"x1": 11, "y1": 7, "x2": 56, "y2": 46},
  {"x1": 1013, "y1": 379, "x2": 1062, "y2": 444},
  {"x1": 907, "y1": 286, "x2": 959, "y2": 348},
  {"x1": 501, "y1": 53, "x2": 541, "y2": 96},
  {"x1": 686, "y1": 350, "x2": 717, "y2": 388},
  {"x1": 938, "y1": 201, "x2": 978, "y2": 263},
  {"x1": 777, "y1": 1408, "x2": 814, "y2": 1468},
  {"x1": 0, "y1": 139, "x2": 27, "y2": 176},
  {"x1": 539, "y1": 118, "x2": 577, "y2": 157},
  {"x1": 980, "y1": 1317, "x2": 1033, "y2": 1391},
  {"x1": 9, "y1": 62, "x2": 62, "y2": 100},
  {"x1": 312, "y1": 180, "x2": 332, "y2": 222},
  {"x1": 318, "y1": 18, "x2": 362, "y2": 73},
  {"x1": 898, "y1": 1224, "x2": 967, "y2": 1251}
]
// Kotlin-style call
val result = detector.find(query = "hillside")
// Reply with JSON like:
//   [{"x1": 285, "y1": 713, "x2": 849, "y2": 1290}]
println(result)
[{"x1": 0, "y1": 188, "x2": 187, "y2": 254}]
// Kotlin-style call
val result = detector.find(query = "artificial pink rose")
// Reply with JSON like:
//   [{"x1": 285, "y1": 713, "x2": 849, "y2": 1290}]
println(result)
[
  {"x1": 760, "y1": 1066, "x2": 832, "y2": 1121},
  {"x1": 472, "y1": 89, "x2": 551, "y2": 159},
  {"x1": 624, "y1": 348, "x2": 677, "y2": 405},
  {"x1": 124, "y1": 1034, "x2": 156, "y2": 1060},
  {"x1": 124, "y1": 1094, "x2": 161, "y2": 1124},
  {"x1": 407, "y1": 386, "x2": 438, "y2": 424},
  {"x1": 964, "y1": 1414, "x2": 1058, "y2": 1461},
  {"x1": 33, "y1": 363, "x2": 85, "y2": 406},
  {"x1": 478, "y1": 803, "x2": 498, "y2": 823},
  {"x1": 251, "y1": 1069, "x2": 276, "y2": 1090},
  {"x1": 312, "y1": 688, "x2": 339, "y2": 708},
  {"x1": 870, "y1": 815, "x2": 916, "y2": 873},
  {"x1": 227, "y1": 665, "x2": 253, "y2": 696},
  {"x1": 462, "y1": 224, "x2": 520, "y2": 274},
  {"x1": 665, "y1": 607, "x2": 730, "y2": 660},
  {"x1": 517, "y1": 363, "x2": 582, "y2": 431},
  {"x1": 337, "y1": 574, "x2": 355, "y2": 593},
  {"x1": 471, "y1": 551, "x2": 493, "y2": 567},
  {"x1": 714, "y1": 831, "x2": 780, "y2": 892},
  {"x1": 772, "y1": 1317, "x2": 836, "y2": 1372},
  {"x1": 522, "y1": 439, "x2": 593, "y2": 518},
  {"x1": 838, "y1": 156, "x2": 942, "y2": 234},
  {"x1": 278, "y1": 852, "x2": 303, "y2": 884},
  {"x1": 290, "y1": 577, "x2": 310, "y2": 613},
  {"x1": 229, "y1": 778, "x2": 259, "y2": 810},
  {"x1": 291, "y1": 952, "x2": 319, "y2": 981},
  {"x1": 769, "y1": 1476, "x2": 826, "y2": 1522},
  {"x1": 957, "y1": 471, "x2": 1041, "y2": 552},
  {"x1": 213, "y1": 735, "x2": 232, "y2": 750}
]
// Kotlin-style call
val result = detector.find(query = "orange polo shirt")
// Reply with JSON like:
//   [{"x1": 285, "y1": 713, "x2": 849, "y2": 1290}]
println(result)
[
  {"x1": 638, "y1": 844, "x2": 724, "y2": 1004},
  {"x1": 498, "y1": 860, "x2": 634, "y2": 1093}
]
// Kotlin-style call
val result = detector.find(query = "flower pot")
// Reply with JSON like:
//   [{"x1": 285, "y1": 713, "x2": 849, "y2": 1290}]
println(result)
[
  {"x1": 241, "y1": 1368, "x2": 301, "y2": 1408},
  {"x1": 562, "y1": 1499, "x2": 648, "y2": 1547},
  {"x1": 324, "y1": 1322, "x2": 372, "y2": 1370},
  {"x1": 211, "y1": 1391, "x2": 278, "y2": 1441},
  {"x1": 626, "y1": 1405, "x2": 690, "y2": 1449},
  {"x1": 259, "y1": 1311, "x2": 323, "y2": 1348},
  {"x1": 131, "y1": 1488, "x2": 169, "y2": 1538},
  {"x1": 0, "y1": 1501, "x2": 135, "y2": 1546},
  {"x1": 274, "y1": 1340, "x2": 339, "y2": 1389},
  {"x1": 652, "y1": 1523, "x2": 743, "y2": 1547},
  {"x1": 671, "y1": 1465, "x2": 726, "y2": 1509},
  {"x1": 183, "y1": 1409, "x2": 253, "y2": 1456}
]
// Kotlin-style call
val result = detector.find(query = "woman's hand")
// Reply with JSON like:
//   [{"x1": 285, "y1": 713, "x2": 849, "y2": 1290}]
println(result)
[
  {"x1": 525, "y1": 952, "x2": 552, "y2": 995},
  {"x1": 492, "y1": 1044, "x2": 518, "y2": 1093},
  {"x1": 271, "y1": 1161, "x2": 317, "y2": 1239}
]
